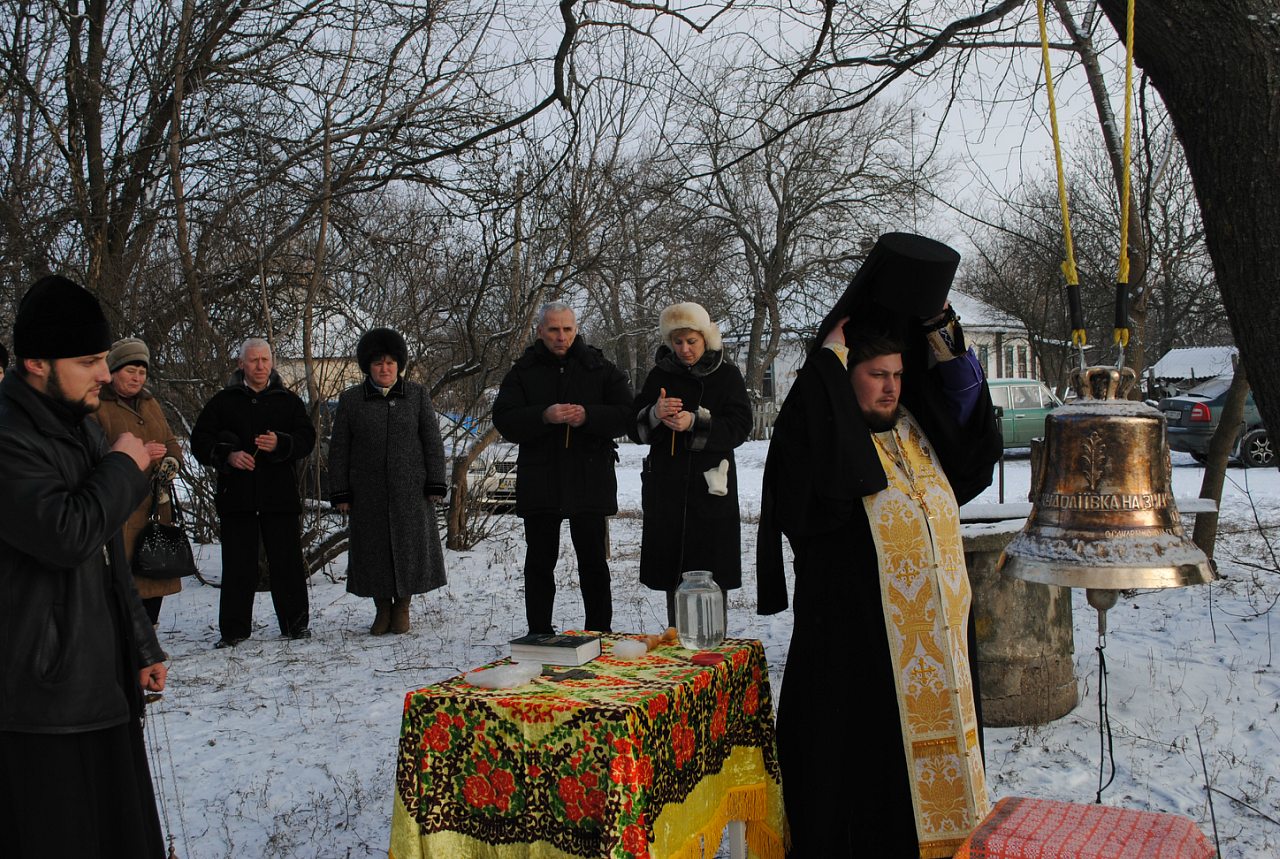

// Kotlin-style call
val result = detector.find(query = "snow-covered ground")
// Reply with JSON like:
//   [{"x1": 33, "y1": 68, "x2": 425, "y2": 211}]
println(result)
[{"x1": 147, "y1": 443, "x2": 1279, "y2": 857}]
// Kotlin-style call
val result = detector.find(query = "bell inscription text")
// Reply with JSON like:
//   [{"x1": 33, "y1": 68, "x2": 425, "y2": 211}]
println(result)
[{"x1": 1037, "y1": 491, "x2": 1171, "y2": 511}]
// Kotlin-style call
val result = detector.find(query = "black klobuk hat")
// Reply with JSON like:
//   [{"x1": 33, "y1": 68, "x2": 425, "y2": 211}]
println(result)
[{"x1": 814, "y1": 232, "x2": 961, "y2": 351}]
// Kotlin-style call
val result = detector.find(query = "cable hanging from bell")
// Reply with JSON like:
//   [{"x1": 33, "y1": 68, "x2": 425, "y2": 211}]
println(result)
[{"x1": 1037, "y1": 0, "x2": 1137, "y2": 374}]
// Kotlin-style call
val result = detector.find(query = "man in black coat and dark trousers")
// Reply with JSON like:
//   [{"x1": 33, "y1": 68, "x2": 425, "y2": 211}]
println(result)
[
  {"x1": 492, "y1": 302, "x2": 633, "y2": 634},
  {"x1": 192, "y1": 337, "x2": 317, "y2": 648},
  {"x1": 0, "y1": 276, "x2": 168, "y2": 858}
]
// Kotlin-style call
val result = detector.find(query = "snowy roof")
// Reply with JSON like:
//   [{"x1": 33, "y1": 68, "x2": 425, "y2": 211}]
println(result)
[
  {"x1": 1151, "y1": 346, "x2": 1236, "y2": 380},
  {"x1": 948, "y1": 290, "x2": 1022, "y2": 330}
]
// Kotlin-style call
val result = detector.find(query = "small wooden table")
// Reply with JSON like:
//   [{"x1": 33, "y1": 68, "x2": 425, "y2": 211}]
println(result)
[{"x1": 389, "y1": 636, "x2": 785, "y2": 859}]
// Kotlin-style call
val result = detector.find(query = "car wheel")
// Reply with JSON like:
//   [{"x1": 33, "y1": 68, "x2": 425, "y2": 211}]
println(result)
[
  {"x1": 1240, "y1": 429, "x2": 1274, "y2": 468},
  {"x1": 1189, "y1": 451, "x2": 1208, "y2": 464}
]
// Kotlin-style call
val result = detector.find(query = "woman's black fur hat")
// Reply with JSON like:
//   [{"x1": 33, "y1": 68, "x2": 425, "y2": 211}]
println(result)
[{"x1": 356, "y1": 327, "x2": 409, "y2": 375}]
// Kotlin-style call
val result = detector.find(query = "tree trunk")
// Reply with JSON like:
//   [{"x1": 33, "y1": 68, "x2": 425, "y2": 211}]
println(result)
[
  {"x1": 1193, "y1": 358, "x2": 1249, "y2": 558},
  {"x1": 1098, "y1": 0, "x2": 1280, "y2": 462},
  {"x1": 744, "y1": 292, "x2": 768, "y2": 388},
  {"x1": 446, "y1": 426, "x2": 502, "y2": 550},
  {"x1": 446, "y1": 454, "x2": 473, "y2": 551}
]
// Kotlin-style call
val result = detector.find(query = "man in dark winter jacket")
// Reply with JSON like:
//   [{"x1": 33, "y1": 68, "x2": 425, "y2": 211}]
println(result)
[
  {"x1": 493, "y1": 302, "x2": 633, "y2": 634},
  {"x1": 192, "y1": 338, "x2": 317, "y2": 647},
  {"x1": 0, "y1": 275, "x2": 168, "y2": 858}
]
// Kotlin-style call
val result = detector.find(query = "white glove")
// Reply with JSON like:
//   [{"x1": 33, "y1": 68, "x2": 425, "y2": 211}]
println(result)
[
  {"x1": 703, "y1": 459, "x2": 730, "y2": 496},
  {"x1": 155, "y1": 456, "x2": 180, "y2": 505},
  {"x1": 156, "y1": 456, "x2": 180, "y2": 482}
]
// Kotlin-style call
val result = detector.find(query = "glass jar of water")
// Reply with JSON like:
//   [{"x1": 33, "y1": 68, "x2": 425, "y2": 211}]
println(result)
[{"x1": 674, "y1": 570, "x2": 725, "y2": 650}]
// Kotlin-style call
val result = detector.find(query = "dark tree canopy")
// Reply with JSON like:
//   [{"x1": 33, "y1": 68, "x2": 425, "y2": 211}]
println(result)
[{"x1": 1096, "y1": 0, "x2": 1280, "y2": 453}]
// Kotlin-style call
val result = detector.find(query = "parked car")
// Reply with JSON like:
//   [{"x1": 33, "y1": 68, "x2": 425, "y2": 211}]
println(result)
[
  {"x1": 436, "y1": 415, "x2": 519, "y2": 511},
  {"x1": 1157, "y1": 375, "x2": 1272, "y2": 467},
  {"x1": 466, "y1": 445, "x2": 518, "y2": 510},
  {"x1": 988, "y1": 378, "x2": 1062, "y2": 449}
]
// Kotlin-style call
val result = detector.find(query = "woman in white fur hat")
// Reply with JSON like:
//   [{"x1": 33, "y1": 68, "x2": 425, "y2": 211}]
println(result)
[{"x1": 630, "y1": 302, "x2": 752, "y2": 627}]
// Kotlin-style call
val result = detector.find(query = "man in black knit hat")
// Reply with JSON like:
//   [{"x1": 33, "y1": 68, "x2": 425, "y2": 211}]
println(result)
[{"x1": 0, "y1": 275, "x2": 168, "y2": 858}]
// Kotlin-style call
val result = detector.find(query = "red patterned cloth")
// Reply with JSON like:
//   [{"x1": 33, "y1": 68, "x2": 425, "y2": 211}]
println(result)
[
  {"x1": 955, "y1": 797, "x2": 1215, "y2": 859},
  {"x1": 390, "y1": 636, "x2": 784, "y2": 859}
]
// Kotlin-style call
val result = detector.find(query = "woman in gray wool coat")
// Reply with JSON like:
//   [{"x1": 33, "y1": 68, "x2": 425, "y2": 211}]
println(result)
[{"x1": 328, "y1": 328, "x2": 447, "y2": 634}]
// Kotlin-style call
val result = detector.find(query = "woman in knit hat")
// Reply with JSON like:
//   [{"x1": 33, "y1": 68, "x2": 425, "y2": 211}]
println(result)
[
  {"x1": 327, "y1": 327, "x2": 448, "y2": 635},
  {"x1": 89, "y1": 337, "x2": 184, "y2": 627},
  {"x1": 629, "y1": 302, "x2": 753, "y2": 627}
]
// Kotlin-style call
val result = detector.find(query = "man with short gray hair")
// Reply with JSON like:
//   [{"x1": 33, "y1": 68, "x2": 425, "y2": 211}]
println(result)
[
  {"x1": 192, "y1": 338, "x2": 316, "y2": 647},
  {"x1": 493, "y1": 304, "x2": 632, "y2": 634}
]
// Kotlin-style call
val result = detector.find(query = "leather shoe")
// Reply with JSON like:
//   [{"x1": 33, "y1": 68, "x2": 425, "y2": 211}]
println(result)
[
  {"x1": 288, "y1": 628, "x2": 312, "y2": 640},
  {"x1": 214, "y1": 637, "x2": 246, "y2": 649}
]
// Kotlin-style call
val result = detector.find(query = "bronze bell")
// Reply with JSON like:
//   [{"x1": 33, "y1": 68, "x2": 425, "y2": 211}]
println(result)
[{"x1": 998, "y1": 365, "x2": 1217, "y2": 601}]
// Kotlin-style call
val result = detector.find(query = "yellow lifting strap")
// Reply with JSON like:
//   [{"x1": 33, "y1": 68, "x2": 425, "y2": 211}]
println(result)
[
  {"x1": 1113, "y1": 0, "x2": 1136, "y2": 350},
  {"x1": 1038, "y1": 0, "x2": 1137, "y2": 353},
  {"x1": 1037, "y1": 0, "x2": 1085, "y2": 348}
]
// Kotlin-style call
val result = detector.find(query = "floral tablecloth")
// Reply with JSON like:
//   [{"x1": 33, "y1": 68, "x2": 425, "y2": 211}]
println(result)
[{"x1": 390, "y1": 636, "x2": 784, "y2": 859}]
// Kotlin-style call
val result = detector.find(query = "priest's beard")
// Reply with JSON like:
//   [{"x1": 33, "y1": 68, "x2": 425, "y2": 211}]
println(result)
[
  {"x1": 862, "y1": 406, "x2": 901, "y2": 433},
  {"x1": 47, "y1": 364, "x2": 99, "y2": 420}
]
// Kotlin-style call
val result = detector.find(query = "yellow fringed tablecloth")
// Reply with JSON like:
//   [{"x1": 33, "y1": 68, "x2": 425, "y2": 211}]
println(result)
[{"x1": 390, "y1": 637, "x2": 785, "y2": 859}]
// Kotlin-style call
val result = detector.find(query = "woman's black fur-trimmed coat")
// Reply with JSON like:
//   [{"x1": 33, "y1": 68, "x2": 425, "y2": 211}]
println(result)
[
  {"x1": 327, "y1": 377, "x2": 447, "y2": 599},
  {"x1": 631, "y1": 347, "x2": 752, "y2": 592}
]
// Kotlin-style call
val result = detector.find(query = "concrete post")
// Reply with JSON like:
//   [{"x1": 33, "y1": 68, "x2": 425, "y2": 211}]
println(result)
[{"x1": 963, "y1": 522, "x2": 1079, "y2": 727}]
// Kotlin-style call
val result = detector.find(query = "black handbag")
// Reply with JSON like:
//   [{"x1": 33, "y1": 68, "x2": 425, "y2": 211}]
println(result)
[{"x1": 133, "y1": 486, "x2": 198, "y2": 579}]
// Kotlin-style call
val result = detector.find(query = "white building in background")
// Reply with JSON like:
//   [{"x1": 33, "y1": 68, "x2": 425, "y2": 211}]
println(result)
[
  {"x1": 947, "y1": 291, "x2": 1042, "y2": 381},
  {"x1": 720, "y1": 335, "x2": 806, "y2": 438}
]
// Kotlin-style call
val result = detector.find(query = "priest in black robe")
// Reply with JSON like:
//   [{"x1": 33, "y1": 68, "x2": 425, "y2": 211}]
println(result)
[{"x1": 757, "y1": 233, "x2": 1003, "y2": 858}]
